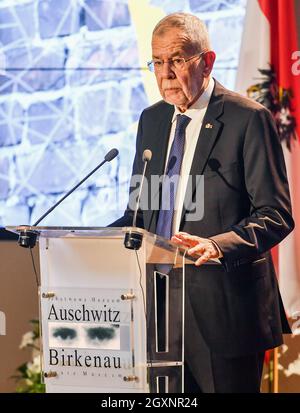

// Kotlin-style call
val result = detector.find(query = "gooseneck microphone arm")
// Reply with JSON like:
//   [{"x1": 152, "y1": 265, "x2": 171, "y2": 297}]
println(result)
[
  {"x1": 18, "y1": 148, "x2": 119, "y2": 248},
  {"x1": 124, "y1": 149, "x2": 152, "y2": 250},
  {"x1": 132, "y1": 149, "x2": 152, "y2": 229},
  {"x1": 34, "y1": 148, "x2": 118, "y2": 226}
]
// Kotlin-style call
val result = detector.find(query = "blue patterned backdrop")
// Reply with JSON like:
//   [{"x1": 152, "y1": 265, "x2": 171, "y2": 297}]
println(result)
[{"x1": 0, "y1": 0, "x2": 246, "y2": 227}]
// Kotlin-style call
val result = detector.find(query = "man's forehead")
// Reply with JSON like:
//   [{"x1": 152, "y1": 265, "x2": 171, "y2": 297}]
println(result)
[
  {"x1": 152, "y1": 30, "x2": 194, "y2": 56},
  {"x1": 152, "y1": 28, "x2": 188, "y2": 44}
]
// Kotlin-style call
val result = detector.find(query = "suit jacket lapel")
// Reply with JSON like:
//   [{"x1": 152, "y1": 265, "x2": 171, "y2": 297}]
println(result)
[
  {"x1": 180, "y1": 81, "x2": 225, "y2": 225},
  {"x1": 145, "y1": 104, "x2": 174, "y2": 231},
  {"x1": 149, "y1": 106, "x2": 174, "y2": 177}
]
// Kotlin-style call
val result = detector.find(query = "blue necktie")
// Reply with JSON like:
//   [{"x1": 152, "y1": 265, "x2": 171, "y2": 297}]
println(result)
[{"x1": 156, "y1": 114, "x2": 191, "y2": 240}]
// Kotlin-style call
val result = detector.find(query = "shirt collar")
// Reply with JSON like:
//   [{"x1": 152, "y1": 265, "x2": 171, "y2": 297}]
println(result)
[{"x1": 172, "y1": 77, "x2": 215, "y2": 123}]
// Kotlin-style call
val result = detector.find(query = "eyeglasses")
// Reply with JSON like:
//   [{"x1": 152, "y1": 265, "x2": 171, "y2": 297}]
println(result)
[{"x1": 147, "y1": 51, "x2": 206, "y2": 73}]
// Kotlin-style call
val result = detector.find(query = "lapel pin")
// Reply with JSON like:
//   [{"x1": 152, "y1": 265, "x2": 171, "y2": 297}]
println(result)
[{"x1": 205, "y1": 123, "x2": 213, "y2": 129}]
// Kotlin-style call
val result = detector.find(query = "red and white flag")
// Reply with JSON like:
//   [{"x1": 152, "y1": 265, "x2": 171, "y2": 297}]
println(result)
[{"x1": 235, "y1": 0, "x2": 300, "y2": 318}]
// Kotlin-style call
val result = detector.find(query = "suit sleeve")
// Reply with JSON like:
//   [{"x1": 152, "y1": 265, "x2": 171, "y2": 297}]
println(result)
[
  {"x1": 108, "y1": 111, "x2": 145, "y2": 228},
  {"x1": 210, "y1": 107, "x2": 295, "y2": 271}
]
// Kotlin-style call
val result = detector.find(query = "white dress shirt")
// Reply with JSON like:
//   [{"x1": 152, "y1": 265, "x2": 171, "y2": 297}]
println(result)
[{"x1": 165, "y1": 77, "x2": 215, "y2": 235}]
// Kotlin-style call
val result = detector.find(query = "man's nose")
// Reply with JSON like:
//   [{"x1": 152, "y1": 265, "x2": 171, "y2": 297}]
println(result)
[{"x1": 161, "y1": 62, "x2": 176, "y2": 78}]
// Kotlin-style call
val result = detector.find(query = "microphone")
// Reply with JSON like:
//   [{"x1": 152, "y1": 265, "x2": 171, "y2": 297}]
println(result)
[
  {"x1": 124, "y1": 149, "x2": 152, "y2": 250},
  {"x1": 132, "y1": 149, "x2": 152, "y2": 228},
  {"x1": 105, "y1": 148, "x2": 119, "y2": 162},
  {"x1": 18, "y1": 148, "x2": 119, "y2": 248}
]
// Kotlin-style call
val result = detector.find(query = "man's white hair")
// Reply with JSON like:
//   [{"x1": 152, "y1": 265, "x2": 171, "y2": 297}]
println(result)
[{"x1": 153, "y1": 12, "x2": 211, "y2": 53}]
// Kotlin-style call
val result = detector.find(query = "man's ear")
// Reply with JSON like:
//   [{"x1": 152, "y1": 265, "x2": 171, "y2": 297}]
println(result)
[{"x1": 202, "y1": 51, "x2": 216, "y2": 77}]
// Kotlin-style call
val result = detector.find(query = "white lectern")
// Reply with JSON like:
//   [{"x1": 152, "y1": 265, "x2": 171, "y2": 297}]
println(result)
[{"x1": 7, "y1": 226, "x2": 191, "y2": 393}]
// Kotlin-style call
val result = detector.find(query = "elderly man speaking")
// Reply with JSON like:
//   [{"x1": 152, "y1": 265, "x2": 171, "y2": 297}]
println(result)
[{"x1": 112, "y1": 12, "x2": 294, "y2": 393}]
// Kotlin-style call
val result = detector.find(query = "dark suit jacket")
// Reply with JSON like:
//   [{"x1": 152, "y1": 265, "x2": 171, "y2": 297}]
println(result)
[{"x1": 112, "y1": 81, "x2": 294, "y2": 364}]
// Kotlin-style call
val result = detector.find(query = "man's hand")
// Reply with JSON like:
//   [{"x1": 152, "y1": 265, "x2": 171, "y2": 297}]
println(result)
[{"x1": 171, "y1": 232, "x2": 221, "y2": 266}]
